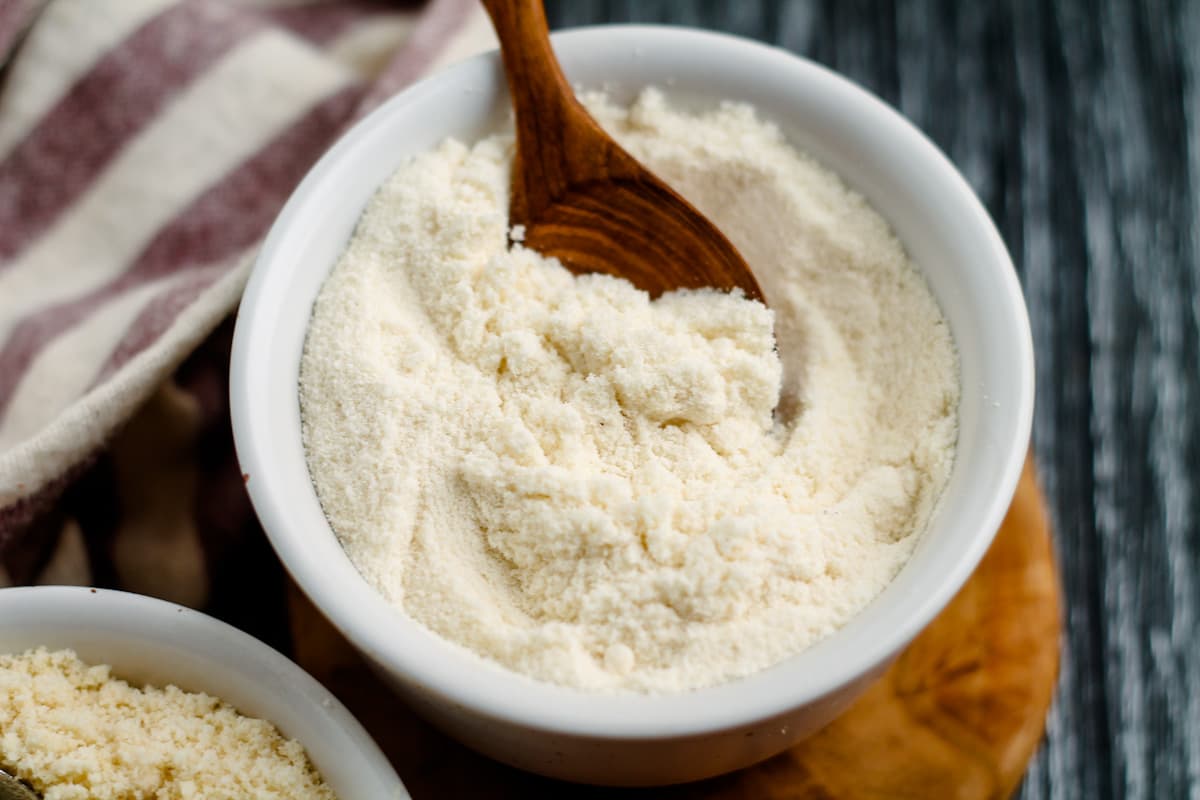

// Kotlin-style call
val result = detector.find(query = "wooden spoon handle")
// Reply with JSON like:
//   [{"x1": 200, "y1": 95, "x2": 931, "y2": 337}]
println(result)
[
  {"x1": 478, "y1": 0, "x2": 567, "y2": 117},
  {"x1": 479, "y1": 1, "x2": 765, "y2": 302},
  {"x1": 479, "y1": 0, "x2": 613, "y2": 220}
]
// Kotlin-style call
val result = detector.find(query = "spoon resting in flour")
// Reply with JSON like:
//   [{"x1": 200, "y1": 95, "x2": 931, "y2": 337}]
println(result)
[
  {"x1": 0, "y1": 770, "x2": 38, "y2": 800},
  {"x1": 479, "y1": 0, "x2": 764, "y2": 301}
]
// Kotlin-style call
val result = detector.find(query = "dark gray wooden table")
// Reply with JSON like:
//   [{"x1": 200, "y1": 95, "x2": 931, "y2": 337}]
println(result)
[{"x1": 543, "y1": 1, "x2": 1200, "y2": 798}]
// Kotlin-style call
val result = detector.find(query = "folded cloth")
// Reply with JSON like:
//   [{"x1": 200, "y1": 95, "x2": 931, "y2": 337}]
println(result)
[{"x1": 0, "y1": 0, "x2": 494, "y2": 638}]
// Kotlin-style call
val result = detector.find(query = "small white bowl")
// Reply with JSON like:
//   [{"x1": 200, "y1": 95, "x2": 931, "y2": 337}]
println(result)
[
  {"x1": 0, "y1": 586, "x2": 407, "y2": 798},
  {"x1": 230, "y1": 26, "x2": 1034, "y2": 785}
]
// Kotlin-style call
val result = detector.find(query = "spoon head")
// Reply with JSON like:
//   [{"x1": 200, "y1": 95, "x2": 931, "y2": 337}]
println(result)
[
  {"x1": 0, "y1": 771, "x2": 38, "y2": 800},
  {"x1": 517, "y1": 175, "x2": 765, "y2": 302},
  {"x1": 482, "y1": 0, "x2": 763, "y2": 302}
]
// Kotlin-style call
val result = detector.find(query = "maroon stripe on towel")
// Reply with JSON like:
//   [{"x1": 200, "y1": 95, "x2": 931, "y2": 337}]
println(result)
[
  {"x1": 0, "y1": 84, "x2": 361, "y2": 417},
  {"x1": 0, "y1": 0, "x2": 47, "y2": 63},
  {"x1": 0, "y1": 459, "x2": 86, "y2": 552},
  {"x1": 94, "y1": 86, "x2": 363, "y2": 385},
  {"x1": 262, "y1": 0, "x2": 405, "y2": 47},
  {"x1": 352, "y1": 0, "x2": 476, "y2": 118},
  {"x1": 96, "y1": 265, "x2": 227, "y2": 382},
  {"x1": 0, "y1": 1, "x2": 262, "y2": 262}
]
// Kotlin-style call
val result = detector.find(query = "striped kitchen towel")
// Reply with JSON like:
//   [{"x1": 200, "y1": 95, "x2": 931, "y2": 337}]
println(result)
[{"x1": 0, "y1": 0, "x2": 495, "y2": 610}]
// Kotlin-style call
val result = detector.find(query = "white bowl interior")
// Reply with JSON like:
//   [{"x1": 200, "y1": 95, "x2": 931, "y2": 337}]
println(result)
[
  {"x1": 231, "y1": 27, "x2": 1033, "y2": 738},
  {"x1": 0, "y1": 587, "x2": 406, "y2": 798}
]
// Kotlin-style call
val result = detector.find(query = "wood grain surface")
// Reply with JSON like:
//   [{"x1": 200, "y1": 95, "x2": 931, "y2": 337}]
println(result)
[
  {"x1": 478, "y1": 0, "x2": 763, "y2": 301},
  {"x1": 289, "y1": 457, "x2": 1059, "y2": 799},
  {"x1": 535, "y1": 4, "x2": 1200, "y2": 798}
]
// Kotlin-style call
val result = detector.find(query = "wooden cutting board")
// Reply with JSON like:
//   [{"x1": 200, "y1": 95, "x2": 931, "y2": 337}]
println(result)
[{"x1": 289, "y1": 456, "x2": 1061, "y2": 799}]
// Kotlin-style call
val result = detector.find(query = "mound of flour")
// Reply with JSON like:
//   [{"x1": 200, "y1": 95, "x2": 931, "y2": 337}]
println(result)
[{"x1": 300, "y1": 89, "x2": 959, "y2": 692}]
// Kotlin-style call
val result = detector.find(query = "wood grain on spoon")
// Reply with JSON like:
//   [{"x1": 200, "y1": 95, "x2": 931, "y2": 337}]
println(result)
[{"x1": 480, "y1": 0, "x2": 764, "y2": 301}]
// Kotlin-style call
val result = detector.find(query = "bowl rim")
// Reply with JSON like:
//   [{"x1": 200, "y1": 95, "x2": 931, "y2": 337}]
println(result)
[
  {"x1": 230, "y1": 24, "x2": 1035, "y2": 739},
  {"x1": 0, "y1": 585, "x2": 406, "y2": 795}
]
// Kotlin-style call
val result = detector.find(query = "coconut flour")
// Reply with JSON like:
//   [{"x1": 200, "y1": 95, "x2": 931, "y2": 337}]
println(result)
[
  {"x1": 0, "y1": 648, "x2": 334, "y2": 799},
  {"x1": 300, "y1": 89, "x2": 959, "y2": 693}
]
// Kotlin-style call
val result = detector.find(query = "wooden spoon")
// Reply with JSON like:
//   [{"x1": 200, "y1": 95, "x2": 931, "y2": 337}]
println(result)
[
  {"x1": 479, "y1": 0, "x2": 764, "y2": 301},
  {"x1": 0, "y1": 770, "x2": 38, "y2": 800}
]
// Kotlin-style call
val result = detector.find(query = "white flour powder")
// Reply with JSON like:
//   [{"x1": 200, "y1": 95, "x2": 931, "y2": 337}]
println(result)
[
  {"x1": 300, "y1": 89, "x2": 959, "y2": 693},
  {"x1": 0, "y1": 648, "x2": 334, "y2": 799}
]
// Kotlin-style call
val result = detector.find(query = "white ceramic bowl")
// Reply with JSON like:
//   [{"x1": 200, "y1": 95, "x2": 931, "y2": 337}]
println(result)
[
  {"x1": 230, "y1": 26, "x2": 1034, "y2": 786},
  {"x1": 0, "y1": 586, "x2": 407, "y2": 798}
]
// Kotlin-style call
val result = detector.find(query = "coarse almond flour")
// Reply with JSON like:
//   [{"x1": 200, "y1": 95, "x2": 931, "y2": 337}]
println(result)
[
  {"x1": 300, "y1": 89, "x2": 959, "y2": 693},
  {"x1": 0, "y1": 648, "x2": 335, "y2": 799}
]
